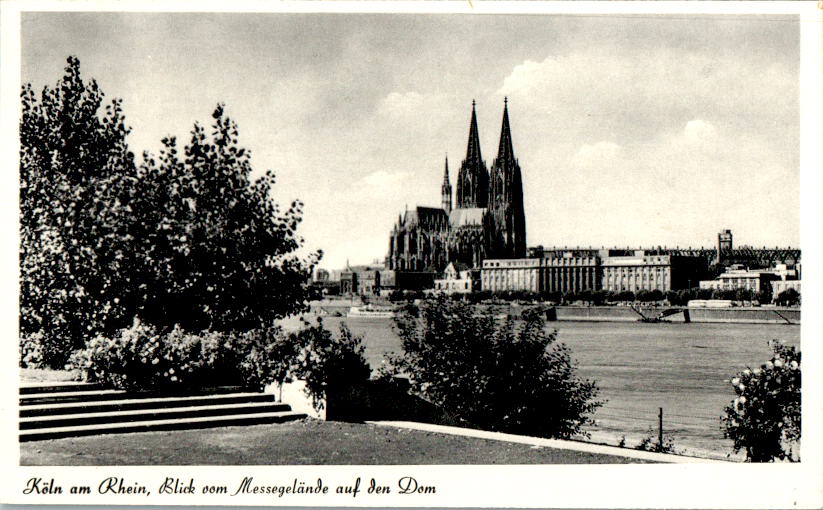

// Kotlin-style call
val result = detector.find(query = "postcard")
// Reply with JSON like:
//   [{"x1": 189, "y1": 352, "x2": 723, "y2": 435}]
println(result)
[{"x1": 1, "y1": 1, "x2": 821, "y2": 508}]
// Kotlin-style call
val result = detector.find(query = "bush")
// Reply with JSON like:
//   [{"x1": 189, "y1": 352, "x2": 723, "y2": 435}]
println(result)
[
  {"x1": 20, "y1": 330, "x2": 74, "y2": 370},
  {"x1": 388, "y1": 295, "x2": 603, "y2": 439},
  {"x1": 70, "y1": 319, "x2": 294, "y2": 391},
  {"x1": 613, "y1": 290, "x2": 635, "y2": 303},
  {"x1": 290, "y1": 318, "x2": 372, "y2": 411},
  {"x1": 722, "y1": 340, "x2": 801, "y2": 462},
  {"x1": 635, "y1": 428, "x2": 677, "y2": 454},
  {"x1": 776, "y1": 288, "x2": 800, "y2": 307}
]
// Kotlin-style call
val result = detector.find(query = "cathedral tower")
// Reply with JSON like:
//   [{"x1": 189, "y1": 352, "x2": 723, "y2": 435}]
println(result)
[
  {"x1": 455, "y1": 101, "x2": 489, "y2": 209},
  {"x1": 441, "y1": 156, "x2": 452, "y2": 214},
  {"x1": 489, "y1": 98, "x2": 527, "y2": 258}
]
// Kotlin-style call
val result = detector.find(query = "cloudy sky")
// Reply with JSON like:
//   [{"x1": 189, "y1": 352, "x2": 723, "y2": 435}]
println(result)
[{"x1": 22, "y1": 12, "x2": 800, "y2": 270}]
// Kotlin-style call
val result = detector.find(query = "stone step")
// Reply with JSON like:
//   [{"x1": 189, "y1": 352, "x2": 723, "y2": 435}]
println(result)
[
  {"x1": 20, "y1": 410, "x2": 308, "y2": 442},
  {"x1": 20, "y1": 401, "x2": 292, "y2": 429},
  {"x1": 19, "y1": 382, "x2": 106, "y2": 394},
  {"x1": 20, "y1": 392, "x2": 275, "y2": 417},
  {"x1": 20, "y1": 389, "x2": 128, "y2": 405},
  {"x1": 19, "y1": 386, "x2": 253, "y2": 405}
]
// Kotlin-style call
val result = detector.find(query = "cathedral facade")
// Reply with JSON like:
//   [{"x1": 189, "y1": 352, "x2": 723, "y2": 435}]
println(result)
[{"x1": 387, "y1": 100, "x2": 527, "y2": 272}]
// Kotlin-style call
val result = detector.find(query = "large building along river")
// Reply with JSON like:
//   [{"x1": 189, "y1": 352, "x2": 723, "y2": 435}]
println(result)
[{"x1": 318, "y1": 100, "x2": 800, "y2": 299}]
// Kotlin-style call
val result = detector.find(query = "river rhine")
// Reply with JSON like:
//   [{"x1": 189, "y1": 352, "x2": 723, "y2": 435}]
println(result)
[{"x1": 284, "y1": 315, "x2": 800, "y2": 461}]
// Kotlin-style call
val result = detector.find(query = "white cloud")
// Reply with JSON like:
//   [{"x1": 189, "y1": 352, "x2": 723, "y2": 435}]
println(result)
[
  {"x1": 496, "y1": 44, "x2": 797, "y2": 250},
  {"x1": 683, "y1": 119, "x2": 718, "y2": 143},
  {"x1": 572, "y1": 141, "x2": 622, "y2": 167}
]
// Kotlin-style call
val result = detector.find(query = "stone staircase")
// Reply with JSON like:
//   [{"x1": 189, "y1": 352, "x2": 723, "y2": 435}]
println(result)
[{"x1": 19, "y1": 382, "x2": 307, "y2": 442}]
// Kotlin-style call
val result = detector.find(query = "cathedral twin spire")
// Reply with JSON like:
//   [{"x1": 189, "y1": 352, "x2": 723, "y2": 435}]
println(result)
[
  {"x1": 455, "y1": 100, "x2": 489, "y2": 209},
  {"x1": 449, "y1": 98, "x2": 526, "y2": 258},
  {"x1": 453, "y1": 98, "x2": 517, "y2": 210},
  {"x1": 388, "y1": 98, "x2": 526, "y2": 272}
]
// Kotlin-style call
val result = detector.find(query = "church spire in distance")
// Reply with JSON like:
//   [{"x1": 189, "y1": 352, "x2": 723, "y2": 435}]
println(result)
[
  {"x1": 489, "y1": 97, "x2": 527, "y2": 258},
  {"x1": 496, "y1": 97, "x2": 515, "y2": 164},
  {"x1": 465, "y1": 99, "x2": 483, "y2": 166},
  {"x1": 456, "y1": 100, "x2": 489, "y2": 208},
  {"x1": 441, "y1": 154, "x2": 452, "y2": 214}
]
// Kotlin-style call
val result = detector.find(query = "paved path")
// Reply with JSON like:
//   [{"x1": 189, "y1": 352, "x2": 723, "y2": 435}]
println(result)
[{"x1": 368, "y1": 421, "x2": 728, "y2": 464}]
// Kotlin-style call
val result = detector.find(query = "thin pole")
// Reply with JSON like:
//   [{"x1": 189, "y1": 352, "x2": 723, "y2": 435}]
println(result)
[{"x1": 658, "y1": 407, "x2": 664, "y2": 450}]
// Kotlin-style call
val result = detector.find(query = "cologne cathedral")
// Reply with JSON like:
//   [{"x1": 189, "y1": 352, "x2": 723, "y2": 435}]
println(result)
[{"x1": 387, "y1": 99, "x2": 527, "y2": 271}]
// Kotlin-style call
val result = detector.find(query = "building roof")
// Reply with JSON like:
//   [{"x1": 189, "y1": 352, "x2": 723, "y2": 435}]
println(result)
[
  {"x1": 403, "y1": 207, "x2": 449, "y2": 229},
  {"x1": 449, "y1": 207, "x2": 486, "y2": 227}
]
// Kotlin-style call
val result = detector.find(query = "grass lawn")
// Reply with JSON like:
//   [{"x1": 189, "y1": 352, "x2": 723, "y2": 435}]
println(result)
[{"x1": 20, "y1": 419, "x2": 656, "y2": 465}]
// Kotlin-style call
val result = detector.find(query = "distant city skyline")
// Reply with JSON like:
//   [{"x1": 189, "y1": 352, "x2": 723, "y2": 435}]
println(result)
[{"x1": 21, "y1": 12, "x2": 800, "y2": 270}]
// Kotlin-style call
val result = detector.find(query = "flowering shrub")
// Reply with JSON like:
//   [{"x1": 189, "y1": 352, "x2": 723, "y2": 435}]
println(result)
[
  {"x1": 289, "y1": 317, "x2": 371, "y2": 411},
  {"x1": 20, "y1": 330, "x2": 74, "y2": 369},
  {"x1": 230, "y1": 328, "x2": 301, "y2": 390},
  {"x1": 723, "y1": 340, "x2": 801, "y2": 462},
  {"x1": 71, "y1": 319, "x2": 294, "y2": 391}
]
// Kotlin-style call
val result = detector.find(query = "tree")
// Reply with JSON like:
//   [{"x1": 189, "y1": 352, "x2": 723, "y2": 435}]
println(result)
[
  {"x1": 20, "y1": 56, "x2": 138, "y2": 365},
  {"x1": 723, "y1": 340, "x2": 800, "y2": 462},
  {"x1": 591, "y1": 290, "x2": 608, "y2": 306},
  {"x1": 614, "y1": 290, "x2": 635, "y2": 303},
  {"x1": 20, "y1": 57, "x2": 321, "y2": 368},
  {"x1": 389, "y1": 295, "x2": 603, "y2": 439},
  {"x1": 131, "y1": 105, "x2": 321, "y2": 332},
  {"x1": 776, "y1": 288, "x2": 800, "y2": 307},
  {"x1": 646, "y1": 289, "x2": 663, "y2": 302}
]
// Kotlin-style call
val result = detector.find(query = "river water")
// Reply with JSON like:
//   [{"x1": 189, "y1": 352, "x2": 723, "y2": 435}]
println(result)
[{"x1": 286, "y1": 315, "x2": 800, "y2": 461}]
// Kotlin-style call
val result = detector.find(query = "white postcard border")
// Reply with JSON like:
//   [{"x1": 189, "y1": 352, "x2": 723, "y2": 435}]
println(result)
[{"x1": 1, "y1": 2, "x2": 821, "y2": 508}]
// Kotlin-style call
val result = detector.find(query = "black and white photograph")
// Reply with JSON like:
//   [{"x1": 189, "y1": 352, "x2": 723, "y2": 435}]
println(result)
[{"x1": 1, "y1": 1, "x2": 821, "y2": 508}]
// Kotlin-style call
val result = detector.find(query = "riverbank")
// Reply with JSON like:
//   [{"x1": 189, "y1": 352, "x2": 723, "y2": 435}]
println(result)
[
  {"x1": 552, "y1": 305, "x2": 800, "y2": 324},
  {"x1": 309, "y1": 300, "x2": 800, "y2": 325}
]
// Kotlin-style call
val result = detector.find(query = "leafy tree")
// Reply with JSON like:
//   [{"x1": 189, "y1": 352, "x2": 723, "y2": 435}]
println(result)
[
  {"x1": 776, "y1": 288, "x2": 800, "y2": 307},
  {"x1": 389, "y1": 295, "x2": 603, "y2": 439},
  {"x1": 646, "y1": 289, "x2": 664, "y2": 302},
  {"x1": 590, "y1": 290, "x2": 608, "y2": 306},
  {"x1": 132, "y1": 105, "x2": 321, "y2": 332},
  {"x1": 723, "y1": 340, "x2": 800, "y2": 462},
  {"x1": 577, "y1": 289, "x2": 593, "y2": 304},
  {"x1": 20, "y1": 56, "x2": 138, "y2": 365},
  {"x1": 735, "y1": 288, "x2": 755, "y2": 303},
  {"x1": 696, "y1": 288, "x2": 714, "y2": 300},
  {"x1": 20, "y1": 57, "x2": 320, "y2": 368},
  {"x1": 540, "y1": 290, "x2": 562, "y2": 304},
  {"x1": 614, "y1": 290, "x2": 635, "y2": 303}
]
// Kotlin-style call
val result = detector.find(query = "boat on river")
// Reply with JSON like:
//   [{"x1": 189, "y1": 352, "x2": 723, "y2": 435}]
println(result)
[{"x1": 347, "y1": 305, "x2": 396, "y2": 318}]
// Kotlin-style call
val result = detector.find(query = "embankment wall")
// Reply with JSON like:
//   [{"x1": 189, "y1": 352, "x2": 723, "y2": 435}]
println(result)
[{"x1": 553, "y1": 306, "x2": 800, "y2": 324}]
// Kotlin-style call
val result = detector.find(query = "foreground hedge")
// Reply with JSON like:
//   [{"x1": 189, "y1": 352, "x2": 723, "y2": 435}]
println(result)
[{"x1": 70, "y1": 319, "x2": 296, "y2": 391}]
